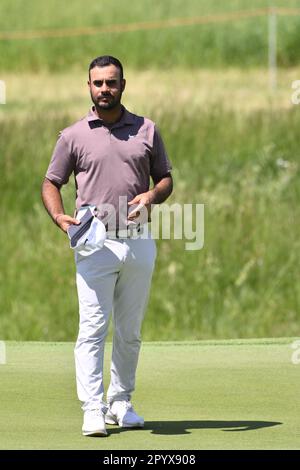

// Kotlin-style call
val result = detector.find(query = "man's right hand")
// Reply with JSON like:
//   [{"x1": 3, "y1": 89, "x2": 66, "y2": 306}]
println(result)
[{"x1": 55, "y1": 214, "x2": 81, "y2": 233}]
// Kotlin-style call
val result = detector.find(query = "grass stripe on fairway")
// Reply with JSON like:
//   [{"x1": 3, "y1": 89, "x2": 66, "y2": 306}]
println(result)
[{"x1": 0, "y1": 339, "x2": 299, "y2": 450}]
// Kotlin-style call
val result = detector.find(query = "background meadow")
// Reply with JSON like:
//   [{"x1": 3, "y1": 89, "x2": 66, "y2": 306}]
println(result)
[{"x1": 0, "y1": 0, "x2": 299, "y2": 340}]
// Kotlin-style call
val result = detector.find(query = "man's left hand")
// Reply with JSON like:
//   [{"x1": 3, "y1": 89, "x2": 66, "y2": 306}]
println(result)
[{"x1": 128, "y1": 191, "x2": 154, "y2": 221}]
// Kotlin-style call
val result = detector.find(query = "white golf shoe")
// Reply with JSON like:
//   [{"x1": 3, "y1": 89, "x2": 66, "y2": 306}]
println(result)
[
  {"x1": 105, "y1": 401, "x2": 144, "y2": 428},
  {"x1": 82, "y1": 409, "x2": 108, "y2": 437}
]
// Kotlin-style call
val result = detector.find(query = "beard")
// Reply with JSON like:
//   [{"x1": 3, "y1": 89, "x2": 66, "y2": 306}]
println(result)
[{"x1": 90, "y1": 89, "x2": 122, "y2": 111}]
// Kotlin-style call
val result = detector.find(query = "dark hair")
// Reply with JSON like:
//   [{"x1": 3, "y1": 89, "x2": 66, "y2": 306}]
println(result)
[{"x1": 88, "y1": 55, "x2": 124, "y2": 80}]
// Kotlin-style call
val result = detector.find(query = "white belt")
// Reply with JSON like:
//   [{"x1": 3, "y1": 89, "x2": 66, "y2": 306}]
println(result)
[
  {"x1": 75, "y1": 206, "x2": 145, "y2": 239},
  {"x1": 106, "y1": 224, "x2": 144, "y2": 239}
]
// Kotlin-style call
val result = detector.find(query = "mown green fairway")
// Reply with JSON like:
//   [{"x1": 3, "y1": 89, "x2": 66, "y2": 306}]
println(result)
[{"x1": 0, "y1": 339, "x2": 299, "y2": 449}]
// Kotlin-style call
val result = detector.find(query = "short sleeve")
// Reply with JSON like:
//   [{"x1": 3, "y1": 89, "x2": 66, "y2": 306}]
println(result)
[
  {"x1": 45, "y1": 133, "x2": 74, "y2": 186},
  {"x1": 150, "y1": 126, "x2": 172, "y2": 184}
]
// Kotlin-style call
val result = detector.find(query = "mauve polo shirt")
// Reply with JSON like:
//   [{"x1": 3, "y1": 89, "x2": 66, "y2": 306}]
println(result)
[{"x1": 45, "y1": 106, "x2": 172, "y2": 228}]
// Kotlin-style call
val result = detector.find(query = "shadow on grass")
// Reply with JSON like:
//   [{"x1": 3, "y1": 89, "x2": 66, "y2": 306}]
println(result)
[{"x1": 106, "y1": 420, "x2": 282, "y2": 436}]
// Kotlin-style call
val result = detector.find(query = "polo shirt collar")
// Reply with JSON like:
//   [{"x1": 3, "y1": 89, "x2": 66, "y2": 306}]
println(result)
[{"x1": 87, "y1": 105, "x2": 134, "y2": 127}]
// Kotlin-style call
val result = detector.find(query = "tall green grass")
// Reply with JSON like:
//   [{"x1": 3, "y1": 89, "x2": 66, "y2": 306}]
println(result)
[
  {"x1": 0, "y1": 0, "x2": 300, "y2": 71},
  {"x1": 1, "y1": 105, "x2": 299, "y2": 340}
]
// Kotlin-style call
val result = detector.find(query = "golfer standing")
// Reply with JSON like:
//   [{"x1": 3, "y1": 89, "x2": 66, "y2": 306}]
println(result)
[{"x1": 41, "y1": 56, "x2": 173, "y2": 436}]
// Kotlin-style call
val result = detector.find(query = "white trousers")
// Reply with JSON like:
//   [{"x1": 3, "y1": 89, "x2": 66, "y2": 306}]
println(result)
[{"x1": 74, "y1": 236, "x2": 156, "y2": 412}]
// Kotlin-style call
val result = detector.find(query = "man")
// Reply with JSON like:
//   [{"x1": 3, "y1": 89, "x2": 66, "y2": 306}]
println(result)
[{"x1": 41, "y1": 56, "x2": 173, "y2": 437}]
